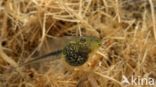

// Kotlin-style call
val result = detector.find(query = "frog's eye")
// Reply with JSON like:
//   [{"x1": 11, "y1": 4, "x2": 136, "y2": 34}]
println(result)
[{"x1": 79, "y1": 37, "x2": 86, "y2": 43}]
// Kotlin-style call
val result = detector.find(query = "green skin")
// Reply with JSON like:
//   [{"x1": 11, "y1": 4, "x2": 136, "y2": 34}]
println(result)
[{"x1": 22, "y1": 36, "x2": 101, "y2": 66}]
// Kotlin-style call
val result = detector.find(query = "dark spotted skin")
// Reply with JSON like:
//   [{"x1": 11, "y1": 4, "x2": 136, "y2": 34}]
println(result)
[
  {"x1": 63, "y1": 42, "x2": 91, "y2": 66},
  {"x1": 22, "y1": 36, "x2": 100, "y2": 67}
]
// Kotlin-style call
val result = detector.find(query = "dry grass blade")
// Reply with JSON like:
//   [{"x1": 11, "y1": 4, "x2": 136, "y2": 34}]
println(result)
[{"x1": 0, "y1": 45, "x2": 18, "y2": 68}]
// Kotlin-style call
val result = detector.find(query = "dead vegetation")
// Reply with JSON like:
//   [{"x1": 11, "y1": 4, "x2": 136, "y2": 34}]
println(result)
[{"x1": 0, "y1": 0, "x2": 156, "y2": 87}]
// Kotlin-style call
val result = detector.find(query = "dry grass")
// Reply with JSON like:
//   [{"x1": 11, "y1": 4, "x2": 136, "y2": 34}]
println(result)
[{"x1": 0, "y1": 0, "x2": 156, "y2": 87}]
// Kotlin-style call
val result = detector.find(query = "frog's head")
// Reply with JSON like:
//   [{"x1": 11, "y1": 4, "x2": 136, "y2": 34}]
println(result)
[
  {"x1": 78, "y1": 36, "x2": 101, "y2": 50},
  {"x1": 62, "y1": 36, "x2": 101, "y2": 66}
]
